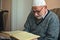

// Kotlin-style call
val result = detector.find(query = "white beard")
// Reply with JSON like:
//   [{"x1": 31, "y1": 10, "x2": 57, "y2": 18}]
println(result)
[{"x1": 36, "y1": 16, "x2": 43, "y2": 19}]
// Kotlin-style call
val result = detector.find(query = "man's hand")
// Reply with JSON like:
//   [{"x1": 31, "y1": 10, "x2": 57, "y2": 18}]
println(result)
[{"x1": 32, "y1": 38, "x2": 38, "y2": 40}]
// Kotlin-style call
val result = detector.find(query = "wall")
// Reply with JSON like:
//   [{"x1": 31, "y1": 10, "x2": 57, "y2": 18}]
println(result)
[
  {"x1": 11, "y1": 0, "x2": 60, "y2": 30},
  {"x1": 0, "y1": 0, "x2": 1, "y2": 9},
  {"x1": 45, "y1": 0, "x2": 60, "y2": 9}
]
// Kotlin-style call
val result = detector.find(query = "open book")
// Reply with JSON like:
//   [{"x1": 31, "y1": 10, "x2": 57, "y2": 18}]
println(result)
[{"x1": 4, "y1": 30, "x2": 40, "y2": 40}]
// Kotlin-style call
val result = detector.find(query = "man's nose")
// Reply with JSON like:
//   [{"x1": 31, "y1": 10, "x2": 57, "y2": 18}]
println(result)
[{"x1": 35, "y1": 13, "x2": 38, "y2": 16}]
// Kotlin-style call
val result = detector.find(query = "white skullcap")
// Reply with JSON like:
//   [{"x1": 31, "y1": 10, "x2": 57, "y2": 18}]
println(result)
[{"x1": 32, "y1": 0, "x2": 46, "y2": 6}]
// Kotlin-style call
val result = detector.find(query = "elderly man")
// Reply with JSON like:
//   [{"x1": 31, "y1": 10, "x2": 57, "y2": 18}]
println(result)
[{"x1": 24, "y1": 0, "x2": 59, "y2": 40}]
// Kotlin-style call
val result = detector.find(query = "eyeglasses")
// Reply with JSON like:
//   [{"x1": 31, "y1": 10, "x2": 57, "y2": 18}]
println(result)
[
  {"x1": 32, "y1": 10, "x2": 40, "y2": 13},
  {"x1": 32, "y1": 7, "x2": 43, "y2": 14}
]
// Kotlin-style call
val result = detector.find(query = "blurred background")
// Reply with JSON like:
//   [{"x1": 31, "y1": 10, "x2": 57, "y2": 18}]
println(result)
[{"x1": 0, "y1": 0, "x2": 60, "y2": 31}]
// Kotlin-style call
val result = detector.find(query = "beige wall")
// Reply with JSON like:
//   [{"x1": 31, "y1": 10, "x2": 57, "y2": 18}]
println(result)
[
  {"x1": 2, "y1": 0, "x2": 11, "y2": 31},
  {"x1": 45, "y1": 0, "x2": 60, "y2": 9}
]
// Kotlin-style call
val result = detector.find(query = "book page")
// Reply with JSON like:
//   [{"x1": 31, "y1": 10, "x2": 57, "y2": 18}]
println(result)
[{"x1": 4, "y1": 30, "x2": 40, "y2": 40}]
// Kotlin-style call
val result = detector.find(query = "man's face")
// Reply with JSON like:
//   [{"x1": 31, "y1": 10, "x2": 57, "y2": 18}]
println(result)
[{"x1": 32, "y1": 6, "x2": 46, "y2": 19}]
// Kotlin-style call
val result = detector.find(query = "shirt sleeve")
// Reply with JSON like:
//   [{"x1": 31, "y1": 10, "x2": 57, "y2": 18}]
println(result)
[
  {"x1": 23, "y1": 18, "x2": 31, "y2": 32},
  {"x1": 23, "y1": 12, "x2": 32, "y2": 32}
]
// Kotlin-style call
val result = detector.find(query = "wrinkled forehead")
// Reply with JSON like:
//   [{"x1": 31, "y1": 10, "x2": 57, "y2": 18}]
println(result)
[{"x1": 32, "y1": 6, "x2": 43, "y2": 10}]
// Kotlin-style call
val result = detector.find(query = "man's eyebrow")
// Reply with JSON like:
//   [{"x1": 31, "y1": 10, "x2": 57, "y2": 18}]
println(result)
[{"x1": 32, "y1": 10, "x2": 40, "y2": 13}]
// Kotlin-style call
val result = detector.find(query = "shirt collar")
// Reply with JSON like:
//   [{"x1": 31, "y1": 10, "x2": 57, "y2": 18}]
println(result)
[{"x1": 42, "y1": 10, "x2": 48, "y2": 19}]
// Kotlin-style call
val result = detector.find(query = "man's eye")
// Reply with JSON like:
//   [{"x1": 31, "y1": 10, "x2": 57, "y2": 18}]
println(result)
[
  {"x1": 32, "y1": 10, "x2": 40, "y2": 13},
  {"x1": 37, "y1": 11, "x2": 40, "y2": 13},
  {"x1": 32, "y1": 11, "x2": 35, "y2": 13}
]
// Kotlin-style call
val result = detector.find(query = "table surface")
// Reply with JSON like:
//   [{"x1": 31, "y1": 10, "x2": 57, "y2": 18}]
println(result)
[{"x1": 0, "y1": 33, "x2": 10, "y2": 39}]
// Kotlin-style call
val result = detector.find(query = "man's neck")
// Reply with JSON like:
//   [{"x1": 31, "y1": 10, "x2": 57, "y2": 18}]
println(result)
[{"x1": 42, "y1": 9, "x2": 48, "y2": 19}]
